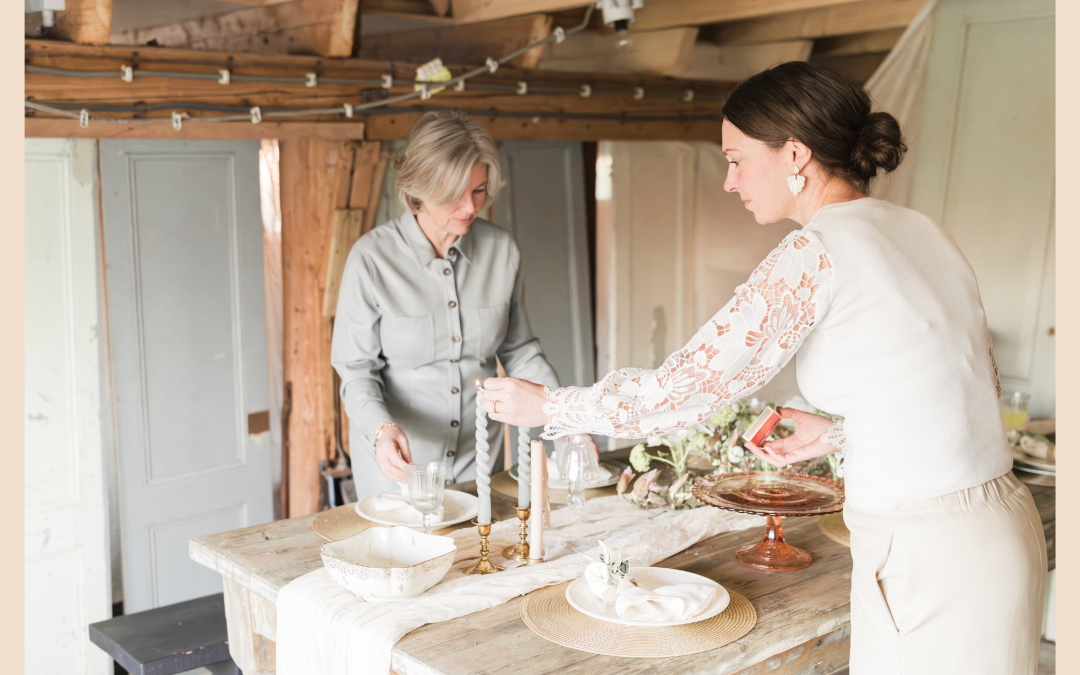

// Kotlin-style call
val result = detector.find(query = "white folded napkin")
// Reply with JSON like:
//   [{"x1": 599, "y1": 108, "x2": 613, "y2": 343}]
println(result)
[
  {"x1": 583, "y1": 561, "x2": 635, "y2": 606},
  {"x1": 369, "y1": 483, "x2": 444, "y2": 524},
  {"x1": 615, "y1": 582, "x2": 721, "y2": 623}
]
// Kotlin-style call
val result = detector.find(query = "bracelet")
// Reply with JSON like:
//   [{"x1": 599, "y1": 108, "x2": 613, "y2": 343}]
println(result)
[{"x1": 372, "y1": 422, "x2": 398, "y2": 452}]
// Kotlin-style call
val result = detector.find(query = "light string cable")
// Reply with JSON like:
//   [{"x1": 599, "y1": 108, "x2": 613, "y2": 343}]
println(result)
[{"x1": 24, "y1": 6, "x2": 721, "y2": 127}]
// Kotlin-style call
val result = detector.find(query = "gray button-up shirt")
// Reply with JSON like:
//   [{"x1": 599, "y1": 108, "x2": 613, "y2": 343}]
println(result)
[{"x1": 331, "y1": 212, "x2": 560, "y2": 499}]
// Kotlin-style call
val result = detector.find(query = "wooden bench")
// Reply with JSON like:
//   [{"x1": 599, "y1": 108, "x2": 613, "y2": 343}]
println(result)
[{"x1": 88, "y1": 593, "x2": 240, "y2": 675}]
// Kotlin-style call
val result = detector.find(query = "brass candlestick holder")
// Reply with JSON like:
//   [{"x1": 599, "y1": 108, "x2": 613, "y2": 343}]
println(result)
[
  {"x1": 502, "y1": 508, "x2": 531, "y2": 561},
  {"x1": 464, "y1": 517, "x2": 504, "y2": 575}
]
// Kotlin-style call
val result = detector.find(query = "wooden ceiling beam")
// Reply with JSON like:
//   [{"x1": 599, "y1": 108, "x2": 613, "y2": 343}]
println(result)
[
  {"x1": 451, "y1": 0, "x2": 589, "y2": 25},
  {"x1": 110, "y1": 0, "x2": 360, "y2": 57},
  {"x1": 25, "y1": 118, "x2": 367, "y2": 140},
  {"x1": 357, "y1": 14, "x2": 553, "y2": 69},
  {"x1": 536, "y1": 28, "x2": 699, "y2": 78},
  {"x1": 24, "y1": 40, "x2": 731, "y2": 141},
  {"x1": 52, "y1": 0, "x2": 113, "y2": 45},
  {"x1": 812, "y1": 27, "x2": 904, "y2": 58},
  {"x1": 709, "y1": 0, "x2": 925, "y2": 46},
  {"x1": 631, "y1": 0, "x2": 864, "y2": 32}
]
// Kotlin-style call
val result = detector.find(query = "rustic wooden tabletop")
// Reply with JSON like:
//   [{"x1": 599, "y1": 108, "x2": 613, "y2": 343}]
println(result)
[{"x1": 191, "y1": 476, "x2": 1054, "y2": 675}]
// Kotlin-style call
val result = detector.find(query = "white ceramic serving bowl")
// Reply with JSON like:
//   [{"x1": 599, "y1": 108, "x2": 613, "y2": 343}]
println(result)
[{"x1": 321, "y1": 526, "x2": 457, "y2": 601}]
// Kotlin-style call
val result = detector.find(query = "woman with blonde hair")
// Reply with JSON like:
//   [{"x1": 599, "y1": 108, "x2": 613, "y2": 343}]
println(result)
[
  {"x1": 331, "y1": 110, "x2": 560, "y2": 499},
  {"x1": 483, "y1": 62, "x2": 1045, "y2": 673}
]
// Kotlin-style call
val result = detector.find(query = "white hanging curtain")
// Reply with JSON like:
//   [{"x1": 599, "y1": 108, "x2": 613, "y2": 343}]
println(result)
[
  {"x1": 259, "y1": 139, "x2": 285, "y2": 520},
  {"x1": 863, "y1": 0, "x2": 940, "y2": 207}
]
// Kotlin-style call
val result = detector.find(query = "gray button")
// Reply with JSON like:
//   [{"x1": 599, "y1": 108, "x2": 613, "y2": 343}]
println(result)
[
  {"x1": 451, "y1": 387, "x2": 459, "y2": 394},
  {"x1": 443, "y1": 268, "x2": 452, "y2": 276},
  {"x1": 446, "y1": 450, "x2": 456, "y2": 457},
  {"x1": 450, "y1": 420, "x2": 459, "y2": 428},
  {"x1": 453, "y1": 335, "x2": 461, "y2": 343},
  {"x1": 448, "y1": 301, "x2": 457, "y2": 308},
  {"x1": 450, "y1": 358, "x2": 458, "y2": 363}
]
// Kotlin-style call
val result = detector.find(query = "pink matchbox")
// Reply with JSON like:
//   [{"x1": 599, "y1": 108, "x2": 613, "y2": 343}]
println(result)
[{"x1": 742, "y1": 407, "x2": 782, "y2": 447}]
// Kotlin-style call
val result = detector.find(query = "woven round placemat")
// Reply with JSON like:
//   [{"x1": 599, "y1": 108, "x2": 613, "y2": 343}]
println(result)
[
  {"x1": 492, "y1": 469, "x2": 618, "y2": 505},
  {"x1": 312, "y1": 504, "x2": 472, "y2": 542},
  {"x1": 520, "y1": 581, "x2": 756, "y2": 658},
  {"x1": 818, "y1": 513, "x2": 850, "y2": 547}
]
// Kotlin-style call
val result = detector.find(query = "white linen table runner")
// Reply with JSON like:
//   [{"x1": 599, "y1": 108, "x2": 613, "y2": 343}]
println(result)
[{"x1": 277, "y1": 495, "x2": 763, "y2": 675}]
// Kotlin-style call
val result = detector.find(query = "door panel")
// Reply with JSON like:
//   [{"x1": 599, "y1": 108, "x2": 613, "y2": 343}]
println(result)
[
  {"x1": 910, "y1": 0, "x2": 1055, "y2": 417},
  {"x1": 101, "y1": 140, "x2": 272, "y2": 612},
  {"x1": 494, "y1": 142, "x2": 595, "y2": 389},
  {"x1": 25, "y1": 138, "x2": 112, "y2": 675}
]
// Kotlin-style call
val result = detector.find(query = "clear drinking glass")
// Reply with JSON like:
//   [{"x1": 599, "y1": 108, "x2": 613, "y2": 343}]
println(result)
[
  {"x1": 1001, "y1": 390, "x2": 1031, "y2": 430},
  {"x1": 554, "y1": 435, "x2": 597, "y2": 523},
  {"x1": 404, "y1": 462, "x2": 446, "y2": 535}
]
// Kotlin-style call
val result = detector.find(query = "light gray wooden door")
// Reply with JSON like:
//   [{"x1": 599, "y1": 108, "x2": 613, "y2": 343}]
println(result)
[
  {"x1": 100, "y1": 140, "x2": 272, "y2": 612},
  {"x1": 494, "y1": 141, "x2": 594, "y2": 446},
  {"x1": 494, "y1": 141, "x2": 594, "y2": 389}
]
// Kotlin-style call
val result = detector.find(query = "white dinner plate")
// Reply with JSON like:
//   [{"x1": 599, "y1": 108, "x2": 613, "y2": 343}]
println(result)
[
  {"x1": 356, "y1": 490, "x2": 479, "y2": 529},
  {"x1": 1012, "y1": 448, "x2": 1055, "y2": 472},
  {"x1": 564, "y1": 566, "x2": 730, "y2": 627}
]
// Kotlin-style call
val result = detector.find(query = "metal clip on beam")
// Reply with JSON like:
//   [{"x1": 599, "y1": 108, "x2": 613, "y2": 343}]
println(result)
[
  {"x1": 250, "y1": 106, "x2": 262, "y2": 124},
  {"x1": 305, "y1": 73, "x2": 318, "y2": 88},
  {"x1": 120, "y1": 65, "x2": 133, "y2": 83},
  {"x1": 218, "y1": 69, "x2": 230, "y2": 85}
]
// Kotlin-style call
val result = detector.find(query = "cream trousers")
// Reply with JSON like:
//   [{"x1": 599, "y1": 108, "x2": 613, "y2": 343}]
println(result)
[{"x1": 844, "y1": 472, "x2": 1047, "y2": 674}]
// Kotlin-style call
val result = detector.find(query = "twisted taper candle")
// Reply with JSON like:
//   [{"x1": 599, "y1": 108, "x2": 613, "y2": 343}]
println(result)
[
  {"x1": 517, "y1": 425, "x2": 531, "y2": 508},
  {"x1": 475, "y1": 381, "x2": 491, "y2": 524}
]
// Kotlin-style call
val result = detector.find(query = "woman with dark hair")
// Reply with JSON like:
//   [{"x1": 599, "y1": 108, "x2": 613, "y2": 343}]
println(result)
[{"x1": 481, "y1": 62, "x2": 1045, "y2": 673}]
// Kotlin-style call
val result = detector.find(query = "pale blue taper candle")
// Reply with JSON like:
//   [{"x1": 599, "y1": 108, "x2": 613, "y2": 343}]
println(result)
[
  {"x1": 475, "y1": 383, "x2": 491, "y2": 524},
  {"x1": 517, "y1": 426, "x2": 531, "y2": 508}
]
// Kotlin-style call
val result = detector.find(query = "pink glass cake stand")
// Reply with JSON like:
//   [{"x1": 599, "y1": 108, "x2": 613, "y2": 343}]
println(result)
[{"x1": 692, "y1": 471, "x2": 845, "y2": 572}]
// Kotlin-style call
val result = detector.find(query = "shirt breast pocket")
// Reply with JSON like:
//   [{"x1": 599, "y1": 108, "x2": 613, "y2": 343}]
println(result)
[
  {"x1": 379, "y1": 313, "x2": 435, "y2": 369},
  {"x1": 476, "y1": 303, "x2": 510, "y2": 361}
]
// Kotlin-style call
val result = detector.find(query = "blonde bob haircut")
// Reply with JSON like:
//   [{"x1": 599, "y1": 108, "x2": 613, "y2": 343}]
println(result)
[{"x1": 393, "y1": 110, "x2": 503, "y2": 214}]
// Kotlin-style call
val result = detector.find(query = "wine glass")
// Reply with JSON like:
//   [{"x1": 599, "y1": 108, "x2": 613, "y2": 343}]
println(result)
[
  {"x1": 1000, "y1": 390, "x2": 1031, "y2": 445},
  {"x1": 404, "y1": 462, "x2": 446, "y2": 535}
]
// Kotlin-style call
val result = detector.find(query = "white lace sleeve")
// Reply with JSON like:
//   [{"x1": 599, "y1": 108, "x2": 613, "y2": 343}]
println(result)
[
  {"x1": 542, "y1": 230, "x2": 833, "y2": 439},
  {"x1": 820, "y1": 420, "x2": 846, "y2": 451}
]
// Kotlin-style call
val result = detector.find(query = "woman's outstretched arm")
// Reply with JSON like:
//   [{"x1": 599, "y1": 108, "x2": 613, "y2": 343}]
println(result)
[{"x1": 483, "y1": 229, "x2": 833, "y2": 439}]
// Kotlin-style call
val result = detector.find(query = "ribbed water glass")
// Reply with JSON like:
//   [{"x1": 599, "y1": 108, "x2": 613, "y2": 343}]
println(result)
[{"x1": 404, "y1": 462, "x2": 446, "y2": 535}]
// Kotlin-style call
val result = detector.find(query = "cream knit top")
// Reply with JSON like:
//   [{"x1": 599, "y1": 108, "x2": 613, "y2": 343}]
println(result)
[{"x1": 543, "y1": 198, "x2": 1012, "y2": 510}]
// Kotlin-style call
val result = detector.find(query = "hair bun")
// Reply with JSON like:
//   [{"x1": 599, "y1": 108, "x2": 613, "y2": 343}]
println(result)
[{"x1": 851, "y1": 111, "x2": 907, "y2": 185}]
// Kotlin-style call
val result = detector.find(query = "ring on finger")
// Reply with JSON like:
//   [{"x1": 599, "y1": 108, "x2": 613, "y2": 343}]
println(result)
[{"x1": 492, "y1": 400, "x2": 499, "y2": 414}]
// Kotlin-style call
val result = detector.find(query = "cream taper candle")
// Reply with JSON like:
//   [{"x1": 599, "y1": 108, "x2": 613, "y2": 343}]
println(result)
[
  {"x1": 475, "y1": 381, "x2": 491, "y2": 525},
  {"x1": 528, "y1": 440, "x2": 546, "y2": 561}
]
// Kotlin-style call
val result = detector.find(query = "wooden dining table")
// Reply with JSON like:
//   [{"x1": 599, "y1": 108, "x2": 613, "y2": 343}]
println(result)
[{"x1": 190, "y1": 473, "x2": 1055, "y2": 675}]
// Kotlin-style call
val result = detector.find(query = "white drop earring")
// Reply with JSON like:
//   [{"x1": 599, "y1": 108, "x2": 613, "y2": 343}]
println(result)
[{"x1": 787, "y1": 165, "x2": 805, "y2": 196}]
